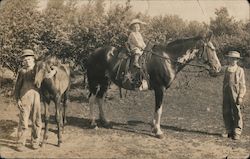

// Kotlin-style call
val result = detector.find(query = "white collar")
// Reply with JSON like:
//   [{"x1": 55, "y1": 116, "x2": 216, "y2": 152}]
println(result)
[{"x1": 227, "y1": 65, "x2": 238, "y2": 72}]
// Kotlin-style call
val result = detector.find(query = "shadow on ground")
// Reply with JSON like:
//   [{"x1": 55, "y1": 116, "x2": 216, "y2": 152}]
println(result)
[
  {"x1": 112, "y1": 120, "x2": 221, "y2": 137},
  {"x1": 0, "y1": 120, "x2": 18, "y2": 151}
]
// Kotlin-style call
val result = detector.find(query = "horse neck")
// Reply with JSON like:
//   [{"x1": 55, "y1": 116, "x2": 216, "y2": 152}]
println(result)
[
  {"x1": 175, "y1": 49, "x2": 199, "y2": 73},
  {"x1": 166, "y1": 38, "x2": 201, "y2": 72}
]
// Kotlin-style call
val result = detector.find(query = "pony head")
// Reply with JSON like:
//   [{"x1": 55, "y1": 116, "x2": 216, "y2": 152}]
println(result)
[{"x1": 34, "y1": 56, "x2": 59, "y2": 88}]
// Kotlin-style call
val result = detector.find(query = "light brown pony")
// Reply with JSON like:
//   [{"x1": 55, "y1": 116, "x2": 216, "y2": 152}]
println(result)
[{"x1": 34, "y1": 56, "x2": 70, "y2": 147}]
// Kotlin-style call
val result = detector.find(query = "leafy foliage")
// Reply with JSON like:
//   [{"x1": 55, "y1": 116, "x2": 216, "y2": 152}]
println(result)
[
  {"x1": 0, "y1": 1, "x2": 249, "y2": 74},
  {"x1": 210, "y1": 7, "x2": 250, "y2": 58},
  {"x1": 0, "y1": 0, "x2": 42, "y2": 73}
]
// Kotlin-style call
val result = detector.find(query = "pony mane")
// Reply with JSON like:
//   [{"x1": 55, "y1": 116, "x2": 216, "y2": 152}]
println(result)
[{"x1": 42, "y1": 55, "x2": 62, "y2": 68}]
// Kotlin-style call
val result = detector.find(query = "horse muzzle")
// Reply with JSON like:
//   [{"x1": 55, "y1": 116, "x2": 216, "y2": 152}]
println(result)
[{"x1": 209, "y1": 68, "x2": 222, "y2": 77}]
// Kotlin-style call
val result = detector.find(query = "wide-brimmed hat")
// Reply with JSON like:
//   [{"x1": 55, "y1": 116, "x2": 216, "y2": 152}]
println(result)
[
  {"x1": 129, "y1": 19, "x2": 146, "y2": 27},
  {"x1": 226, "y1": 51, "x2": 242, "y2": 59},
  {"x1": 21, "y1": 49, "x2": 36, "y2": 58}
]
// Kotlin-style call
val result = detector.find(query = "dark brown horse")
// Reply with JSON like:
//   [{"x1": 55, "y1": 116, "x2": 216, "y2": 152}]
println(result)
[
  {"x1": 34, "y1": 56, "x2": 70, "y2": 147},
  {"x1": 86, "y1": 35, "x2": 221, "y2": 138}
]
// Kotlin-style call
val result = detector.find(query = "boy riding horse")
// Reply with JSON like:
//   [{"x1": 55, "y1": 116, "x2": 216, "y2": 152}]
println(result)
[{"x1": 127, "y1": 19, "x2": 147, "y2": 69}]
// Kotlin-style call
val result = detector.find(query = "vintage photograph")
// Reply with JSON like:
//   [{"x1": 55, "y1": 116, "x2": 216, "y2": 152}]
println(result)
[{"x1": 0, "y1": 0, "x2": 249, "y2": 158}]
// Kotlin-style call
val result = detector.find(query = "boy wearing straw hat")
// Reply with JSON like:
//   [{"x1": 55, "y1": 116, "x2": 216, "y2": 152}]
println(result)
[
  {"x1": 14, "y1": 49, "x2": 42, "y2": 151},
  {"x1": 128, "y1": 19, "x2": 147, "y2": 69},
  {"x1": 222, "y1": 51, "x2": 246, "y2": 140}
]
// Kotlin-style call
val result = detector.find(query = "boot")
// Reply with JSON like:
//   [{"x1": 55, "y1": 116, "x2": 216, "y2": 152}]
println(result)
[{"x1": 133, "y1": 55, "x2": 141, "y2": 68}]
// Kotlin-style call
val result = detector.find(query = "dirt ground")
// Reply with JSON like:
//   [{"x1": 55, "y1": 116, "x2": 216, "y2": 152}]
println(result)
[{"x1": 0, "y1": 67, "x2": 250, "y2": 159}]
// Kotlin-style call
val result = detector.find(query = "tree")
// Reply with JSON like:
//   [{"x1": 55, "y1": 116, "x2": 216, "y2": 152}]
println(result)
[
  {"x1": 38, "y1": 0, "x2": 76, "y2": 59},
  {"x1": 210, "y1": 7, "x2": 243, "y2": 36},
  {"x1": 69, "y1": 0, "x2": 134, "y2": 69},
  {"x1": 0, "y1": 0, "x2": 41, "y2": 73},
  {"x1": 210, "y1": 7, "x2": 249, "y2": 59}
]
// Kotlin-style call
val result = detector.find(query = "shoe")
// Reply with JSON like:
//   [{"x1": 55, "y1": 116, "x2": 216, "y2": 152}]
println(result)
[
  {"x1": 16, "y1": 144, "x2": 26, "y2": 152},
  {"x1": 32, "y1": 143, "x2": 40, "y2": 150},
  {"x1": 233, "y1": 134, "x2": 241, "y2": 140}
]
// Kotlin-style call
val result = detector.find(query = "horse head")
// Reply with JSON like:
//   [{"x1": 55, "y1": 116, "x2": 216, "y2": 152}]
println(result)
[
  {"x1": 164, "y1": 35, "x2": 221, "y2": 76},
  {"x1": 196, "y1": 37, "x2": 222, "y2": 76},
  {"x1": 34, "y1": 56, "x2": 59, "y2": 88}
]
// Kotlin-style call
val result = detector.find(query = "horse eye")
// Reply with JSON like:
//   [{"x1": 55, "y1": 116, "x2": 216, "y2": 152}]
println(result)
[{"x1": 50, "y1": 66, "x2": 54, "y2": 70}]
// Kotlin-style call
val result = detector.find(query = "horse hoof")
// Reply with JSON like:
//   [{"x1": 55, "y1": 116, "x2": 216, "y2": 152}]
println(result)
[
  {"x1": 90, "y1": 123, "x2": 98, "y2": 129},
  {"x1": 151, "y1": 128, "x2": 157, "y2": 134},
  {"x1": 101, "y1": 122, "x2": 113, "y2": 129},
  {"x1": 40, "y1": 142, "x2": 45, "y2": 148},
  {"x1": 58, "y1": 141, "x2": 62, "y2": 147},
  {"x1": 155, "y1": 134, "x2": 164, "y2": 139}
]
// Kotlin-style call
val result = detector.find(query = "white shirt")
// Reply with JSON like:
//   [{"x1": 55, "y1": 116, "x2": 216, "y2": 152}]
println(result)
[{"x1": 128, "y1": 31, "x2": 146, "y2": 51}]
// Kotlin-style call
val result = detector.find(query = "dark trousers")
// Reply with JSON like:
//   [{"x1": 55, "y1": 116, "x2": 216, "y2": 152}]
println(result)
[{"x1": 223, "y1": 93, "x2": 243, "y2": 135}]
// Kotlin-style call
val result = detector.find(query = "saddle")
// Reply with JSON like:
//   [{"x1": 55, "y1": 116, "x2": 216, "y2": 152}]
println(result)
[{"x1": 112, "y1": 46, "x2": 150, "y2": 90}]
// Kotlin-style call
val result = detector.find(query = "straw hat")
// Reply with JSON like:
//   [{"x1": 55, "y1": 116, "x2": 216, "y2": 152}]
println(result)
[
  {"x1": 226, "y1": 51, "x2": 242, "y2": 59},
  {"x1": 129, "y1": 19, "x2": 146, "y2": 27},
  {"x1": 21, "y1": 49, "x2": 35, "y2": 58}
]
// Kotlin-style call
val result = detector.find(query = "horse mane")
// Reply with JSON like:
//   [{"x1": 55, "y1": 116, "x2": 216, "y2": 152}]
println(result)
[{"x1": 166, "y1": 36, "x2": 202, "y2": 49}]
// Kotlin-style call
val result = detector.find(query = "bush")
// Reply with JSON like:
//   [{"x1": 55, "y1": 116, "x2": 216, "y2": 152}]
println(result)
[
  {"x1": 0, "y1": 1, "x2": 249, "y2": 74},
  {"x1": 210, "y1": 7, "x2": 250, "y2": 62}
]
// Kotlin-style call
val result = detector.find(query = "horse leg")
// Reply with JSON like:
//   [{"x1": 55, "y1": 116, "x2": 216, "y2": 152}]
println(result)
[
  {"x1": 55, "y1": 95, "x2": 63, "y2": 147},
  {"x1": 41, "y1": 100, "x2": 50, "y2": 147},
  {"x1": 97, "y1": 77, "x2": 112, "y2": 128},
  {"x1": 152, "y1": 86, "x2": 164, "y2": 139},
  {"x1": 96, "y1": 97, "x2": 112, "y2": 128},
  {"x1": 89, "y1": 94, "x2": 98, "y2": 128}
]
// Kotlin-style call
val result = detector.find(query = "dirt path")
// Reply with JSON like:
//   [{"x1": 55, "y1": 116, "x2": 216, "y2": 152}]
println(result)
[{"x1": 0, "y1": 69, "x2": 250, "y2": 158}]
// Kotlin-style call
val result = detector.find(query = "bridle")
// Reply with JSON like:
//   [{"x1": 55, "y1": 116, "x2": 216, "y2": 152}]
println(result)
[{"x1": 143, "y1": 40, "x2": 211, "y2": 72}]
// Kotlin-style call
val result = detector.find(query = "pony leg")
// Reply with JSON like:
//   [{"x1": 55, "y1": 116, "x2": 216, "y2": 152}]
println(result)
[
  {"x1": 55, "y1": 95, "x2": 63, "y2": 147},
  {"x1": 152, "y1": 87, "x2": 164, "y2": 139},
  {"x1": 62, "y1": 91, "x2": 68, "y2": 133},
  {"x1": 89, "y1": 94, "x2": 97, "y2": 128},
  {"x1": 41, "y1": 100, "x2": 50, "y2": 147},
  {"x1": 119, "y1": 87, "x2": 122, "y2": 98}
]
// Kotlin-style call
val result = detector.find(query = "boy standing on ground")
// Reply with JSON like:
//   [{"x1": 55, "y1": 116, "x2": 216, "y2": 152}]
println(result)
[
  {"x1": 222, "y1": 51, "x2": 246, "y2": 140},
  {"x1": 14, "y1": 49, "x2": 42, "y2": 151}
]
